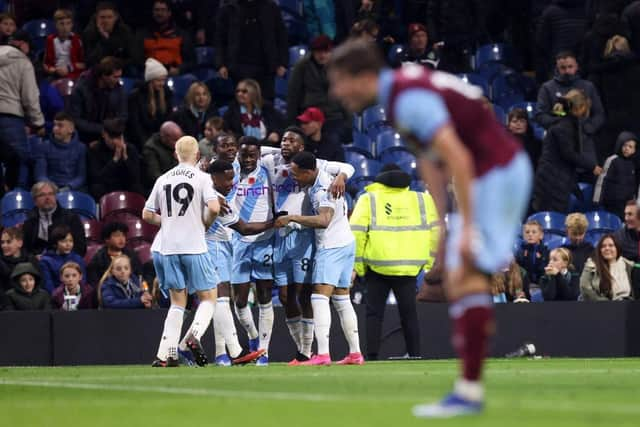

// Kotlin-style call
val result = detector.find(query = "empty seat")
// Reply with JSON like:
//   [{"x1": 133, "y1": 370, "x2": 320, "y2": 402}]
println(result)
[
  {"x1": 82, "y1": 219, "x2": 103, "y2": 243},
  {"x1": 22, "y1": 19, "x2": 55, "y2": 52},
  {"x1": 544, "y1": 234, "x2": 568, "y2": 250},
  {"x1": 457, "y1": 73, "x2": 490, "y2": 97},
  {"x1": 84, "y1": 243, "x2": 102, "y2": 265},
  {"x1": 122, "y1": 218, "x2": 159, "y2": 244},
  {"x1": 362, "y1": 105, "x2": 389, "y2": 133},
  {"x1": 1, "y1": 189, "x2": 34, "y2": 216},
  {"x1": 387, "y1": 44, "x2": 405, "y2": 66},
  {"x1": 167, "y1": 74, "x2": 198, "y2": 105},
  {"x1": 119, "y1": 77, "x2": 139, "y2": 96},
  {"x1": 568, "y1": 182, "x2": 594, "y2": 213},
  {"x1": 1, "y1": 212, "x2": 28, "y2": 228},
  {"x1": 527, "y1": 211, "x2": 567, "y2": 235},
  {"x1": 345, "y1": 150, "x2": 370, "y2": 168},
  {"x1": 133, "y1": 241, "x2": 153, "y2": 265},
  {"x1": 275, "y1": 76, "x2": 288, "y2": 98},
  {"x1": 57, "y1": 191, "x2": 97, "y2": 220},
  {"x1": 352, "y1": 158, "x2": 382, "y2": 182},
  {"x1": 376, "y1": 130, "x2": 406, "y2": 157},
  {"x1": 585, "y1": 210, "x2": 622, "y2": 233},
  {"x1": 349, "y1": 132, "x2": 375, "y2": 158},
  {"x1": 100, "y1": 191, "x2": 146, "y2": 221},
  {"x1": 380, "y1": 150, "x2": 418, "y2": 178},
  {"x1": 585, "y1": 230, "x2": 607, "y2": 247},
  {"x1": 475, "y1": 43, "x2": 515, "y2": 69}
]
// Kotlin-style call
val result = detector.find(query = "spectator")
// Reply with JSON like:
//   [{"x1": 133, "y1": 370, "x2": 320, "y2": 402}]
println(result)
[
  {"x1": 535, "y1": 51, "x2": 605, "y2": 164},
  {"x1": 490, "y1": 259, "x2": 529, "y2": 303},
  {"x1": 532, "y1": 90, "x2": 602, "y2": 213},
  {"x1": 0, "y1": 30, "x2": 45, "y2": 190},
  {"x1": 215, "y1": 0, "x2": 288, "y2": 101},
  {"x1": 126, "y1": 58, "x2": 172, "y2": 150},
  {"x1": 613, "y1": 200, "x2": 640, "y2": 262},
  {"x1": 198, "y1": 116, "x2": 224, "y2": 162},
  {"x1": 0, "y1": 13, "x2": 17, "y2": 44},
  {"x1": 142, "y1": 121, "x2": 181, "y2": 188},
  {"x1": 580, "y1": 234, "x2": 638, "y2": 300},
  {"x1": 22, "y1": 181, "x2": 87, "y2": 256},
  {"x1": 82, "y1": 1, "x2": 135, "y2": 68},
  {"x1": 298, "y1": 108, "x2": 345, "y2": 162},
  {"x1": 3, "y1": 262, "x2": 51, "y2": 311},
  {"x1": 287, "y1": 34, "x2": 350, "y2": 147},
  {"x1": 51, "y1": 262, "x2": 96, "y2": 310},
  {"x1": 394, "y1": 23, "x2": 440, "y2": 69},
  {"x1": 581, "y1": 8, "x2": 628, "y2": 76},
  {"x1": 88, "y1": 117, "x2": 144, "y2": 200},
  {"x1": 540, "y1": 247, "x2": 580, "y2": 301},
  {"x1": 39, "y1": 225, "x2": 87, "y2": 294},
  {"x1": 593, "y1": 132, "x2": 637, "y2": 218},
  {"x1": 170, "y1": 82, "x2": 217, "y2": 140},
  {"x1": 69, "y1": 56, "x2": 127, "y2": 145},
  {"x1": 304, "y1": 0, "x2": 337, "y2": 40},
  {"x1": 507, "y1": 108, "x2": 540, "y2": 172},
  {"x1": 86, "y1": 221, "x2": 143, "y2": 288},
  {"x1": 622, "y1": 1, "x2": 640, "y2": 54},
  {"x1": 43, "y1": 8, "x2": 86, "y2": 80},
  {"x1": 222, "y1": 79, "x2": 284, "y2": 145},
  {"x1": 562, "y1": 213, "x2": 595, "y2": 275},
  {"x1": 0, "y1": 228, "x2": 39, "y2": 305},
  {"x1": 515, "y1": 220, "x2": 549, "y2": 286},
  {"x1": 33, "y1": 112, "x2": 87, "y2": 192},
  {"x1": 99, "y1": 254, "x2": 152, "y2": 309},
  {"x1": 137, "y1": 0, "x2": 195, "y2": 76},
  {"x1": 349, "y1": 18, "x2": 380, "y2": 42}
]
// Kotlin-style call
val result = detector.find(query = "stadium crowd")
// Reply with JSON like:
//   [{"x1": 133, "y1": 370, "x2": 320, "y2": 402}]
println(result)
[{"x1": 2, "y1": 0, "x2": 640, "y2": 320}]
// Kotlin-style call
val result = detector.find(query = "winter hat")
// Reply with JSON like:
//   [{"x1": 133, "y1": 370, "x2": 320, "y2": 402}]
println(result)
[{"x1": 144, "y1": 58, "x2": 168, "y2": 82}]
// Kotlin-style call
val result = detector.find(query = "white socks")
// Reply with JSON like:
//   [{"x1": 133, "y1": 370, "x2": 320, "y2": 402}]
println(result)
[
  {"x1": 286, "y1": 315, "x2": 302, "y2": 351},
  {"x1": 301, "y1": 318, "x2": 314, "y2": 358},
  {"x1": 455, "y1": 379, "x2": 485, "y2": 402},
  {"x1": 311, "y1": 294, "x2": 331, "y2": 355},
  {"x1": 235, "y1": 305, "x2": 259, "y2": 340},
  {"x1": 258, "y1": 302, "x2": 274, "y2": 353},
  {"x1": 157, "y1": 305, "x2": 185, "y2": 361},
  {"x1": 179, "y1": 300, "x2": 215, "y2": 351},
  {"x1": 214, "y1": 297, "x2": 242, "y2": 358},
  {"x1": 332, "y1": 295, "x2": 361, "y2": 354}
]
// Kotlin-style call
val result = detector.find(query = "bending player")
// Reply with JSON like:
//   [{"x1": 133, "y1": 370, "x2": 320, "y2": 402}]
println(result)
[
  {"x1": 327, "y1": 40, "x2": 532, "y2": 417},
  {"x1": 144, "y1": 136, "x2": 220, "y2": 368}
]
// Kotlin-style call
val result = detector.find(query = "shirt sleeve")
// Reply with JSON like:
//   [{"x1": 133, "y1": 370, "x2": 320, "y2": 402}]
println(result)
[
  {"x1": 317, "y1": 187, "x2": 337, "y2": 210},
  {"x1": 393, "y1": 88, "x2": 450, "y2": 146},
  {"x1": 220, "y1": 210, "x2": 240, "y2": 227},
  {"x1": 321, "y1": 159, "x2": 355, "y2": 179},
  {"x1": 201, "y1": 174, "x2": 217, "y2": 203},
  {"x1": 144, "y1": 179, "x2": 161, "y2": 213}
]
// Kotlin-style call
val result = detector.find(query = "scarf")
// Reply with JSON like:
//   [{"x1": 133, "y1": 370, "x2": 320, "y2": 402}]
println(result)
[
  {"x1": 239, "y1": 105, "x2": 265, "y2": 139},
  {"x1": 609, "y1": 258, "x2": 631, "y2": 300}
]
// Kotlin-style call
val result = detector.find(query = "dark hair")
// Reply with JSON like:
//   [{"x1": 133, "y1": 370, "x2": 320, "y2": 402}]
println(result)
[
  {"x1": 2, "y1": 226, "x2": 23, "y2": 241},
  {"x1": 555, "y1": 50, "x2": 577, "y2": 61},
  {"x1": 103, "y1": 118, "x2": 125, "y2": 137},
  {"x1": 238, "y1": 136, "x2": 261, "y2": 149},
  {"x1": 327, "y1": 39, "x2": 385, "y2": 76},
  {"x1": 54, "y1": 112, "x2": 74, "y2": 124},
  {"x1": 350, "y1": 18, "x2": 379, "y2": 39},
  {"x1": 507, "y1": 108, "x2": 529, "y2": 123},
  {"x1": 283, "y1": 126, "x2": 306, "y2": 144},
  {"x1": 594, "y1": 234, "x2": 622, "y2": 299},
  {"x1": 291, "y1": 151, "x2": 317, "y2": 170},
  {"x1": 96, "y1": 1, "x2": 118, "y2": 13},
  {"x1": 626, "y1": 200, "x2": 637, "y2": 208},
  {"x1": 208, "y1": 160, "x2": 234, "y2": 174},
  {"x1": 49, "y1": 224, "x2": 72, "y2": 247},
  {"x1": 101, "y1": 221, "x2": 129, "y2": 241},
  {"x1": 214, "y1": 132, "x2": 236, "y2": 148},
  {"x1": 206, "y1": 116, "x2": 224, "y2": 130},
  {"x1": 95, "y1": 56, "x2": 123, "y2": 77}
]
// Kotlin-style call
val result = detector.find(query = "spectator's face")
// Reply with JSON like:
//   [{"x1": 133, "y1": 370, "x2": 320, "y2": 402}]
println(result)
[
  {"x1": 96, "y1": 9, "x2": 117, "y2": 33},
  {"x1": 19, "y1": 274, "x2": 36, "y2": 294},
  {"x1": 192, "y1": 86, "x2": 210, "y2": 110},
  {"x1": 53, "y1": 119, "x2": 74, "y2": 142},
  {"x1": 548, "y1": 251, "x2": 568, "y2": 271},
  {"x1": 212, "y1": 170, "x2": 235, "y2": 196},
  {"x1": 280, "y1": 132, "x2": 304, "y2": 161},
  {"x1": 161, "y1": 127, "x2": 183, "y2": 148},
  {"x1": 204, "y1": 123, "x2": 220, "y2": 142},
  {"x1": 152, "y1": 2, "x2": 171, "y2": 25},
  {"x1": 239, "y1": 144, "x2": 259, "y2": 173},
  {"x1": 111, "y1": 258, "x2": 131, "y2": 283},
  {"x1": 523, "y1": 224, "x2": 543, "y2": 244},
  {"x1": 624, "y1": 205, "x2": 638, "y2": 229},
  {"x1": 312, "y1": 49, "x2": 331, "y2": 65},
  {"x1": 622, "y1": 140, "x2": 636, "y2": 158},
  {"x1": 61, "y1": 267, "x2": 81, "y2": 291},
  {"x1": 600, "y1": 237, "x2": 618, "y2": 261},
  {"x1": 556, "y1": 57, "x2": 578, "y2": 76},
  {"x1": 410, "y1": 31, "x2": 428, "y2": 51},
  {"x1": 55, "y1": 18, "x2": 73, "y2": 38},
  {"x1": 34, "y1": 184, "x2": 58, "y2": 211},
  {"x1": 0, "y1": 18, "x2": 16, "y2": 36},
  {"x1": 329, "y1": 69, "x2": 378, "y2": 113},
  {"x1": 290, "y1": 163, "x2": 314, "y2": 186},
  {"x1": 150, "y1": 77, "x2": 167, "y2": 91},
  {"x1": 235, "y1": 83, "x2": 250, "y2": 106},
  {"x1": 1, "y1": 232, "x2": 22, "y2": 257},
  {"x1": 102, "y1": 69, "x2": 123, "y2": 89},
  {"x1": 56, "y1": 233, "x2": 74, "y2": 255},
  {"x1": 300, "y1": 120, "x2": 321, "y2": 137},
  {"x1": 103, "y1": 132, "x2": 124, "y2": 150},
  {"x1": 106, "y1": 231, "x2": 127, "y2": 251},
  {"x1": 566, "y1": 229, "x2": 585, "y2": 244},
  {"x1": 215, "y1": 136, "x2": 237, "y2": 162},
  {"x1": 508, "y1": 117, "x2": 528, "y2": 135}
]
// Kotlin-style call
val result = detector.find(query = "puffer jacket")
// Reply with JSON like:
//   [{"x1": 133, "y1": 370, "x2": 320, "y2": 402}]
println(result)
[
  {"x1": 33, "y1": 133, "x2": 87, "y2": 190},
  {"x1": 0, "y1": 45, "x2": 44, "y2": 127},
  {"x1": 3, "y1": 263, "x2": 51, "y2": 311},
  {"x1": 38, "y1": 250, "x2": 87, "y2": 295},
  {"x1": 100, "y1": 275, "x2": 144, "y2": 309},
  {"x1": 593, "y1": 131, "x2": 637, "y2": 216}
]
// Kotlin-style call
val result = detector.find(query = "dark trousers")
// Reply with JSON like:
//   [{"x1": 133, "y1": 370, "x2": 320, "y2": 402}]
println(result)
[
  {"x1": 365, "y1": 270, "x2": 420, "y2": 360},
  {"x1": 0, "y1": 115, "x2": 29, "y2": 189}
]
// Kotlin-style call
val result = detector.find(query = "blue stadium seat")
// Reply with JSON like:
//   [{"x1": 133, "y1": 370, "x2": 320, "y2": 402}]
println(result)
[
  {"x1": 362, "y1": 105, "x2": 389, "y2": 134},
  {"x1": 192, "y1": 67, "x2": 217, "y2": 82},
  {"x1": 387, "y1": 44, "x2": 405, "y2": 66},
  {"x1": 353, "y1": 179, "x2": 374, "y2": 194},
  {"x1": 1, "y1": 189, "x2": 34, "y2": 215},
  {"x1": 380, "y1": 150, "x2": 418, "y2": 178},
  {"x1": 527, "y1": 211, "x2": 567, "y2": 236},
  {"x1": 352, "y1": 114, "x2": 363, "y2": 133},
  {"x1": 475, "y1": 43, "x2": 515, "y2": 69},
  {"x1": 218, "y1": 105, "x2": 229, "y2": 117},
  {"x1": 457, "y1": 73, "x2": 490, "y2": 97},
  {"x1": 349, "y1": 132, "x2": 375, "y2": 158},
  {"x1": 375, "y1": 130, "x2": 406, "y2": 157},
  {"x1": 585, "y1": 210, "x2": 622, "y2": 233},
  {"x1": 167, "y1": 74, "x2": 198, "y2": 105},
  {"x1": 476, "y1": 62, "x2": 510, "y2": 82},
  {"x1": 568, "y1": 182, "x2": 594, "y2": 213},
  {"x1": 410, "y1": 180, "x2": 425, "y2": 192},
  {"x1": 194, "y1": 46, "x2": 215, "y2": 67},
  {"x1": 51, "y1": 78, "x2": 76, "y2": 97},
  {"x1": 345, "y1": 151, "x2": 370, "y2": 170},
  {"x1": 1, "y1": 211, "x2": 28, "y2": 227},
  {"x1": 544, "y1": 234, "x2": 568, "y2": 250},
  {"x1": 22, "y1": 19, "x2": 55, "y2": 52},
  {"x1": 352, "y1": 158, "x2": 382, "y2": 183},
  {"x1": 289, "y1": 45, "x2": 309, "y2": 66},
  {"x1": 491, "y1": 72, "x2": 526, "y2": 109},
  {"x1": 274, "y1": 97, "x2": 287, "y2": 116},
  {"x1": 57, "y1": 191, "x2": 97, "y2": 220},
  {"x1": 119, "y1": 77, "x2": 139, "y2": 96},
  {"x1": 345, "y1": 193, "x2": 354, "y2": 214},
  {"x1": 275, "y1": 76, "x2": 288, "y2": 98},
  {"x1": 585, "y1": 230, "x2": 607, "y2": 247}
]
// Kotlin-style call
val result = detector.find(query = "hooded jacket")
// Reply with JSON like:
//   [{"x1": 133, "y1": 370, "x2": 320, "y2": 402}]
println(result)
[
  {"x1": 38, "y1": 250, "x2": 87, "y2": 295},
  {"x1": 3, "y1": 263, "x2": 51, "y2": 311},
  {"x1": 593, "y1": 131, "x2": 637, "y2": 208},
  {"x1": 33, "y1": 133, "x2": 87, "y2": 190},
  {"x1": 0, "y1": 45, "x2": 44, "y2": 127},
  {"x1": 0, "y1": 251, "x2": 39, "y2": 304}
]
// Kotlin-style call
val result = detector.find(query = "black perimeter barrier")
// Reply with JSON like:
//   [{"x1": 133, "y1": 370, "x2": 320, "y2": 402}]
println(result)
[{"x1": 1, "y1": 301, "x2": 638, "y2": 366}]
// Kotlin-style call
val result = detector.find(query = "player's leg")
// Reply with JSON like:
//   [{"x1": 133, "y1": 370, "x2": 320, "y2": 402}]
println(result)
[
  {"x1": 213, "y1": 282, "x2": 234, "y2": 365},
  {"x1": 302, "y1": 283, "x2": 334, "y2": 366},
  {"x1": 231, "y1": 240, "x2": 259, "y2": 349},
  {"x1": 252, "y1": 238, "x2": 275, "y2": 365},
  {"x1": 296, "y1": 244, "x2": 315, "y2": 361},
  {"x1": 275, "y1": 247, "x2": 303, "y2": 356},
  {"x1": 299, "y1": 284, "x2": 314, "y2": 359}
]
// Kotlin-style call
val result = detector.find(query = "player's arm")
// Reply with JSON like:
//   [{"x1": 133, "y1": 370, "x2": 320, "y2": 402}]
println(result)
[
  {"x1": 142, "y1": 209, "x2": 162, "y2": 226},
  {"x1": 142, "y1": 180, "x2": 162, "y2": 226},
  {"x1": 275, "y1": 207, "x2": 334, "y2": 229},
  {"x1": 230, "y1": 219, "x2": 274, "y2": 235},
  {"x1": 203, "y1": 198, "x2": 220, "y2": 230},
  {"x1": 260, "y1": 146, "x2": 281, "y2": 157},
  {"x1": 324, "y1": 160, "x2": 355, "y2": 198}
]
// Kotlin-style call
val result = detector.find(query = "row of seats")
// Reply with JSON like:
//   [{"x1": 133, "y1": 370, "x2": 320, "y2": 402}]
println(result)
[{"x1": 527, "y1": 210, "x2": 622, "y2": 235}]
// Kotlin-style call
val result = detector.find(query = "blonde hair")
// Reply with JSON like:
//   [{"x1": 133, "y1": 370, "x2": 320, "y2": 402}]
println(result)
[
  {"x1": 523, "y1": 220, "x2": 543, "y2": 233},
  {"x1": 53, "y1": 8, "x2": 73, "y2": 21},
  {"x1": 148, "y1": 81, "x2": 167, "y2": 119},
  {"x1": 550, "y1": 247, "x2": 572, "y2": 269},
  {"x1": 604, "y1": 35, "x2": 631, "y2": 57},
  {"x1": 238, "y1": 79, "x2": 264, "y2": 110},
  {"x1": 553, "y1": 89, "x2": 591, "y2": 117},
  {"x1": 97, "y1": 255, "x2": 131, "y2": 307},
  {"x1": 565, "y1": 213, "x2": 589, "y2": 235},
  {"x1": 490, "y1": 260, "x2": 523, "y2": 298},
  {"x1": 175, "y1": 135, "x2": 199, "y2": 162},
  {"x1": 185, "y1": 82, "x2": 211, "y2": 110}
]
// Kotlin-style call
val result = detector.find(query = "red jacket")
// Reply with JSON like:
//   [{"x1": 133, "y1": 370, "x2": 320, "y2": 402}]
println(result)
[{"x1": 44, "y1": 33, "x2": 85, "y2": 79}]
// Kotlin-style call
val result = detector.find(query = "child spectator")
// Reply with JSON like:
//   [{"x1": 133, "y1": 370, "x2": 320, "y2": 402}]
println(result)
[
  {"x1": 507, "y1": 108, "x2": 540, "y2": 172},
  {"x1": 3, "y1": 262, "x2": 51, "y2": 311},
  {"x1": 490, "y1": 259, "x2": 530, "y2": 303},
  {"x1": 0, "y1": 228, "x2": 39, "y2": 305},
  {"x1": 39, "y1": 225, "x2": 87, "y2": 294},
  {"x1": 562, "y1": 213, "x2": 594, "y2": 275},
  {"x1": 0, "y1": 13, "x2": 17, "y2": 44},
  {"x1": 99, "y1": 254, "x2": 152, "y2": 309},
  {"x1": 540, "y1": 248, "x2": 580, "y2": 301},
  {"x1": 86, "y1": 221, "x2": 143, "y2": 287},
  {"x1": 34, "y1": 112, "x2": 87, "y2": 191},
  {"x1": 44, "y1": 9, "x2": 85, "y2": 80},
  {"x1": 593, "y1": 132, "x2": 638, "y2": 219},
  {"x1": 515, "y1": 220, "x2": 550, "y2": 286},
  {"x1": 51, "y1": 262, "x2": 96, "y2": 310},
  {"x1": 198, "y1": 116, "x2": 224, "y2": 162}
]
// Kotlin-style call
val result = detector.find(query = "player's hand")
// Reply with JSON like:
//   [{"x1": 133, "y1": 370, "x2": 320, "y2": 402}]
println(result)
[
  {"x1": 329, "y1": 174, "x2": 346, "y2": 198},
  {"x1": 275, "y1": 215, "x2": 292, "y2": 228},
  {"x1": 218, "y1": 196, "x2": 231, "y2": 215}
]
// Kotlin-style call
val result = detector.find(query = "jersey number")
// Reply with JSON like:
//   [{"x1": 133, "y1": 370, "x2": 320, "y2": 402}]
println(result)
[{"x1": 163, "y1": 183, "x2": 194, "y2": 217}]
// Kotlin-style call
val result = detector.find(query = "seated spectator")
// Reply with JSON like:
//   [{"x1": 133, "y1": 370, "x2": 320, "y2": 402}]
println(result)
[
  {"x1": 298, "y1": 108, "x2": 345, "y2": 162},
  {"x1": 490, "y1": 259, "x2": 529, "y2": 303},
  {"x1": 562, "y1": 212, "x2": 595, "y2": 275},
  {"x1": 593, "y1": 132, "x2": 637, "y2": 218},
  {"x1": 507, "y1": 108, "x2": 540, "y2": 172},
  {"x1": 613, "y1": 200, "x2": 640, "y2": 262},
  {"x1": 142, "y1": 121, "x2": 181, "y2": 188},
  {"x1": 581, "y1": 234, "x2": 638, "y2": 300},
  {"x1": 3, "y1": 262, "x2": 51, "y2": 311},
  {"x1": 515, "y1": 220, "x2": 549, "y2": 286},
  {"x1": 0, "y1": 228, "x2": 39, "y2": 306},
  {"x1": 86, "y1": 221, "x2": 143, "y2": 287},
  {"x1": 222, "y1": 79, "x2": 284, "y2": 145},
  {"x1": 39, "y1": 225, "x2": 87, "y2": 294},
  {"x1": 34, "y1": 112, "x2": 87, "y2": 192},
  {"x1": 198, "y1": 116, "x2": 224, "y2": 163},
  {"x1": 88, "y1": 118, "x2": 144, "y2": 200},
  {"x1": 23, "y1": 181, "x2": 87, "y2": 256},
  {"x1": 82, "y1": 2, "x2": 135, "y2": 68},
  {"x1": 51, "y1": 262, "x2": 96, "y2": 310},
  {"x1": 0, "y1": 13, "x2": 17, "y2": 44},
  {"x1": 126, "y1": 58, "x2": 172, "y2": 150},
  {"x1": 99, "y1": 254, "x2": 152, "y2": 309},
  {"x1": 170, "y1": 82, "x2": 217, "y2": 140},
  {"x1": 44, "y1": 8, "x2": 85, "y2": 80},
  {"x1": 69, "y1": 56, "x2": 127, "y2": 145},
  {"x1": 137, "y1": 0, "x2": 195, "y2": 76},
  {"x1": 394, "y1": 23, "x2": 440, "y2": 69},
  {"x1": 540, "y1": 248, "x2": 580, "y2": 301}
]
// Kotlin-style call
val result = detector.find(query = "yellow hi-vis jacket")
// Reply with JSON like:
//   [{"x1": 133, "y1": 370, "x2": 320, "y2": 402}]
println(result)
[{"x1": 350, "y1": 182, "x2": 440, "y2": 277}]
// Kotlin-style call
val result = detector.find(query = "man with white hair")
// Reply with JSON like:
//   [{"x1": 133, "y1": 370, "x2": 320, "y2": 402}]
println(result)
[{"x1": 143, "y1": 136, "x2": 220, "y2": 367}]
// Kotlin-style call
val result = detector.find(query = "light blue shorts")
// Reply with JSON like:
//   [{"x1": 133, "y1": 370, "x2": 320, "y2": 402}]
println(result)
[
  {"x1": 232, "y1": 237, "x2": 274, "y2": 284},
  {"x1": 312, "y1": 241, "x2": 355, "y2": 288},
  {"x1": 207, "y1": 240, "x2": 233, "y2": 284},
  {"x1": 274, "y1": 229, "x2": 315, "y2": 287},
  {"x1": 446, "y1": 151, "x2": 532, "y2": 274},
  {"x1": 152, "y1": 251, "x2": 217, "y2": 296}
]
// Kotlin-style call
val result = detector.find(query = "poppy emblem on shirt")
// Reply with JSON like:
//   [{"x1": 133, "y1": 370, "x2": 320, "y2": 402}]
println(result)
[
  {"x1": 248, "y1": 177, "x2": 256, "y2": 185},
  {"x1": 282, "y1": 170, "x2": 288, "y2": 177}
]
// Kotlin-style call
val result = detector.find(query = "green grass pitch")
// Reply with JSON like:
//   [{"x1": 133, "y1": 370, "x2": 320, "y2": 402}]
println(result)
[{"x1": 1, "y1": 358, "x2": 639, "y2": 427}]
